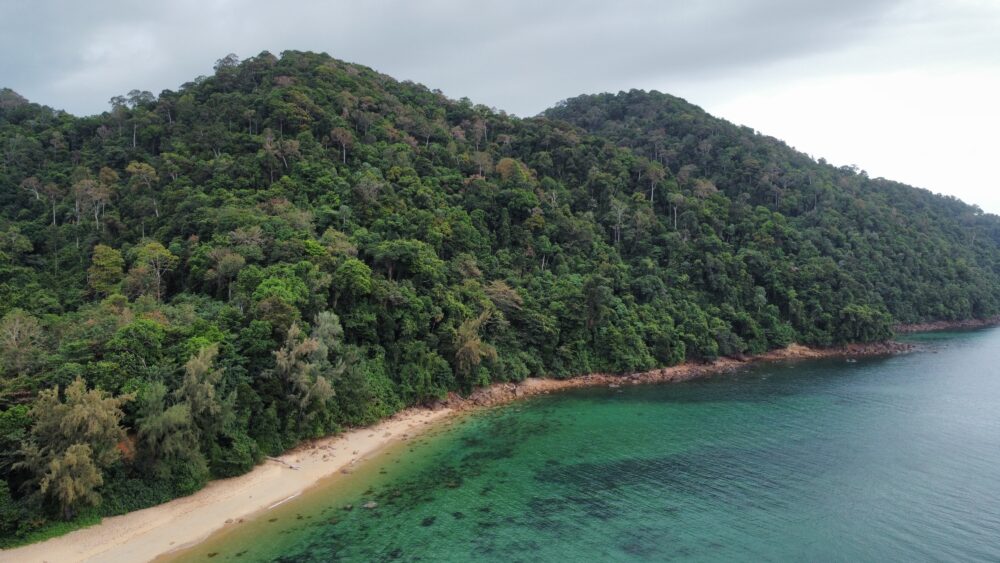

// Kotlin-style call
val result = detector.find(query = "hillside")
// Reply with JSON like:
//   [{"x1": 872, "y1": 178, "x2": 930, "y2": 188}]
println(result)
[
  {"x1": 0, "y1": 51, "x2": 997, "y2": 542},
  {"x1": 545, "y1": 90, "x2": 1000, "y2": 325}
]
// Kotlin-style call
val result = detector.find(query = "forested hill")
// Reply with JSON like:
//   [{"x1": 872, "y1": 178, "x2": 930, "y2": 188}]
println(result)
[
  {"x1": 0, "y1": 50, "x2": 998, "y2": 541},
  {"x1": 545, "y1": 90, "x2": 1000, "y2": 325}
]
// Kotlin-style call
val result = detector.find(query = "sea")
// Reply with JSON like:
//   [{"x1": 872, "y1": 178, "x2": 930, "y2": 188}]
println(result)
[{"x1": 168, "y1": 328, "x2": 1000, "y2": 562}]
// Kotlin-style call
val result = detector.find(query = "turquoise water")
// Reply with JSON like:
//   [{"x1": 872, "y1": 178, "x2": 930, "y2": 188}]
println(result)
[{"x1": 172, "y1": 329, "x2": 1000, "y2": 562}]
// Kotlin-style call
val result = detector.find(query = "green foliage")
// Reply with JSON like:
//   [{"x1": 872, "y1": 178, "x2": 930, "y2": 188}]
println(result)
[
  {"x1": 87, "y1": 245, "x2": 125, "y2": 297},
  {"x1": 0, "y1": 308, "x2": 44, "y2": 379},
  {"x1": 38, "y1": 444, "x2": 103, "y2": 520},
  {"x1": 26, "y1": 378, "x2": 130, "y2": 469},
  {"x1": 0, "y1": 480, "x2": 21, "y2": 538},
  {"x1": 836, "y1": 304, "x2": 893, "y2": 344},
  {"x1": 1, "y1": 51, "x2": 999, "y2": 540},
  {"x1": 454, "y1": 310, "x2": 498, "y2": 389},
  {"x1": 136, "y1": 381, "x2": 207, "y2": 486}
]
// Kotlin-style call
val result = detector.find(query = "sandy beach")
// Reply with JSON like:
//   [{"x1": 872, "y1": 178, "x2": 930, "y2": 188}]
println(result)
[
  {"x1": 0, "y1": 340, "x2": 915, "y2": 563},
  {"x1": 0, "y1": 407, "x2": 454, "y2": 563}
]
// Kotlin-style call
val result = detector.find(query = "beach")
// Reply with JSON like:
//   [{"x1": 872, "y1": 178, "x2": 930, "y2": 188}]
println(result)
[
  {"x1": 1, "y1": 340, "x2": 913, "y2": 562},
  {"x1": 0, "y1": 407, "x2": 454, "y2": 563}
]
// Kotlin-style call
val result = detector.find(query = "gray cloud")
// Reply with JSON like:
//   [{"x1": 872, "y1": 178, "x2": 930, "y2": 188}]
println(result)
[
  {"x1": 3, "y1": 0, "x2": 998, "y2": 212},
  {"x1": 1, "y1": 0, "x2": 901, "y2": 116}
]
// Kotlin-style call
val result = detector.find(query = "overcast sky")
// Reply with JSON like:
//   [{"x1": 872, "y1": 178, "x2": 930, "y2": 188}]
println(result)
[{"x1": 2, "y1": 0, "x2": 998, "y2": 211}]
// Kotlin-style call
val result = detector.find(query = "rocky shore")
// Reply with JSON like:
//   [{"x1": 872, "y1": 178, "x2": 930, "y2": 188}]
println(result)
[
  {"x1": 894, "y1": 316, "x2": 1000, "y2": 333},
  {"x1": 436, "y1": 341, "x2": 915, "y2": 410}
]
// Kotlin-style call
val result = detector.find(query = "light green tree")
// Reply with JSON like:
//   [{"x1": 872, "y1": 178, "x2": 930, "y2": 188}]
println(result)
[
  {"x1": 129, "y1": 241, "x2": 179, "y2": 301},
  {"x1": 18, "y1": 378, "x2": 129, "y2": 519},
  {"x1": 273, "y1": 321, "x2": 335, "y2": 429},
  {"x1": 454, "y1": 310, "x2": 497, "y2": 387},
  {"x1": 175, "y1": 345, "x2": 232, "y2": 455},
  {"x1": 126, "y1": 161, "x2": 160, "y2": 217},
  {"x1": 88, "y1": 244, "x2": 125, "y2": 297},
  {"x1": 137, "y1": 382, "x2": 207, "y2": 485},
  {"x1": 0, "y1": 309, "x2": 43, "y2": 377},
  {"x1": 38, "y1": 444, "x2": 103, "y2": 520}
]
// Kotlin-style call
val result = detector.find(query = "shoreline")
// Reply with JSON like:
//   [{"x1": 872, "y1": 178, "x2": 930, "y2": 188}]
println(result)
[
  {"x1": 436, "y1": 341, "x2": 915, "y2": 410},
  {"x1": 0, "y1": 408, "x2": 455, "y2": 563},
  {"x1": 894, "y1": 316, "x2": 1000, "y2": 333},
  {"x1": 0, "y1": 338, "x2": 923, "y2": 562}
]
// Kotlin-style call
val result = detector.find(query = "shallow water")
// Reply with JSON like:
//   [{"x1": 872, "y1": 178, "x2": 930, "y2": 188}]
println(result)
[{"x1": 171, "y1": 328, "x2": 1000, "y2": 562}]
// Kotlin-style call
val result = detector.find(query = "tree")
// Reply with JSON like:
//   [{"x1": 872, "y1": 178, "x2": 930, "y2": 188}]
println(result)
[
  {"x1": 205, "y1": 248, "x2": 245, "y2": 301},
  {"x1": 214, "y1": 53, "x2": 240, "y2": 73},
  {"x1": 272, "y1": 323, "x2": 335, "y2": 431},
  {"x1": 39, "y1": 181, "x2": 64, "y2": 226},
  {"x1": 837, "y1": 304, "x2": 893, "y2": 344},
  {"x1": 454, "y1": 310, "x2": 497, "y2": 387},
  {"x1": 496, "y1": 157, "x2": 532, "y2": 186},
  {"x1": 126, "y1": 89, "x2": 155, "y2": 109},
  {"x1": 175, "y1": 345, "x2": 231, "y2": 462},
  {"x1": 136, "y1": 382, "x2": 205, "y2": 483},
  {"x1": 19, "y1": 176, "x2": 41, "y2": 201},
  {"x1": 485, "y1": 280, "x2": 523, "y2": 314},
  {"x1": 330, "y1": 127, "x2": 354, "y2": 164},
  {"x1": 668, "y1": 193, "x2": 685, "y2": 230},
  {"x1": 70, "y1": 179, "x2": 97, "y2": 230},
  {"x1": 0, "y1": 480, "x2": 21, "y2": 538},
  {"x1": 107, "y1": 319, "x2": 165, "y2": 378},
  {"x1": 17, "y1": 378, "x2": 129, "y2": 518},
  {"x1": 88, "y1": 245, "x2": 125, "y2": 297},
  {"x1": 28, "y1": 378, "x2": 130, "y2": 468},
  {"x1": 353, "y1": 172, "x2": 384, "y2": 205},
  {"x1": 693, "y1": 178, "x2": 718, "y2": 199},
  {"x1": 645, "y1": 161, "x2": 666, "y2": 205},
  {"x1": 38, "y1": 444, "x2": 103, "y2": 520},
  {"x1": 0, "y1": 309, "x2": 43, "y2": 377},
  {"x1": 126, "y1": 161, "x2": 160, "y2": 217},
  {"x1": 371, "y1": 239, "x2": 444, "y2": 284},
  {"x1": 610, "y1": 198, "x2": 629, "y2": 244},
  {"x1": 0, "y1": 226, "x2": 31, "y2": 261},
  {"x1": 129, "y1": 242, "x2": 179, "y2": 301},
  {"x1": 331, "y1": 258, "x2": 372, "y2": 307},
  {"x1": 260, "y1": 130, "x2": 301, "y2": 180},
  {"x1": 472, "y1": 151, "x2": 493, "y2": 176}
]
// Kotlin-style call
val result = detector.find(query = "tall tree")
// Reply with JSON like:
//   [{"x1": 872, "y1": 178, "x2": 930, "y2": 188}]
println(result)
[
  {"x1": 128, "y1": 242, "x2": 178, "y2": 301},
  {"x1": 0, "y1": 309, "x2": 43, "y2": 378},
  {"x1": 454, "y1": 310, "x2": 497, "y2": 387},
  {"x1": 126, "y1": 161, "x2": 160, "y2": 217},
  {"x1": 175, "y1": 345, "x2": 231, "y2": 456},
  {"x1": 87, "y1": 245, "x2": 124, "y2": 297}
]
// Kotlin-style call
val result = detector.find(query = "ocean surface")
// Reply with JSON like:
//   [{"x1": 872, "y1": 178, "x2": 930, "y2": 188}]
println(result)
[{"x1": 170, "y1": 328, "x2": 1000, "y2": 562}]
